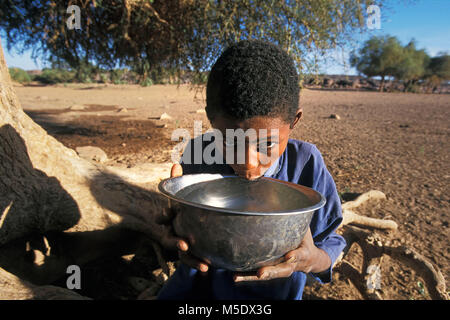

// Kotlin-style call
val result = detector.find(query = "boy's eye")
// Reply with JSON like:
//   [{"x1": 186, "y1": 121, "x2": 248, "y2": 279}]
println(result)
[
  {"x1": 257, "y1": 142, "x2": 275, "y2": 151},
  {"x1": 223, "y1": 140, "x2": 276, "y2": 151}
]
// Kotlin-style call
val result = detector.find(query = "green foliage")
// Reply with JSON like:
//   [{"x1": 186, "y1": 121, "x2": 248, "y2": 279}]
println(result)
[
  {"x1": 427, "y1": 54, "x2": 450, "y2": 80},
  {"x1": 8, "y1": 67, "x2": 31, "y2": 83},
  {"x1": 190, "y1": 71, "x2": 208, "y2": 85},
  {"x1": 349, "y1": 35, "x2": 449, "y2": 92},
  {"x1": 0, "y1": 0, "x2": 386, "y2": 82},
  {"x1": 99, "y1": 73, "x2": 109, "y2": 83},
  {"x1": 110, "y1": 69, "x2": 126, "y2": 84},
  {"x1": 140, "y1": 78, "x2": 153, "y2": 87},
  {"x1": 393, "y1": 41, "x2": 429, "y2": 83},
  {"x1": 33, "y1": 68, "x2": 75, "y2": 84},
  {"x1": 350, "y1": 35, "x2": 404, "y2": 81}
]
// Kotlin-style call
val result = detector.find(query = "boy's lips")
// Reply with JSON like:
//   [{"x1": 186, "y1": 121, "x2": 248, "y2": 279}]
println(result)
[{"x1": 233, "y1": 170, "x2": 263, "y2": 180}]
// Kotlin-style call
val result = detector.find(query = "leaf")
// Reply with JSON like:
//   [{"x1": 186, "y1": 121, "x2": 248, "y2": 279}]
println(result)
[{"x1": 417, "y1": 281, "x2": 426, "y2": 295}]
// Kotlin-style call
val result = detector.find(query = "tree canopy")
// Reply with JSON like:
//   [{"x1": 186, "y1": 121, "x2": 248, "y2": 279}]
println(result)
[
  {"x1": 350, "y1": 34, "x2": 449, "y2": 92},
  {"x1": 0, "y1": 0, "x2": 385, "y2": 83},
  {"x1": 349, "y1": 35, "x2": 404, "y2": 91}
]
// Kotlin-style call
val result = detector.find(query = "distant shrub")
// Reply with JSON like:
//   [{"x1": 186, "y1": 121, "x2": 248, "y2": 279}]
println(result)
[
  {"x1": 110, "y1": 69, "x2": 125, "y2": 84},
  {"x1": 34, "y1": 68, "x2": 75, "y2": 84},
  {"x1": 403, "y1": 82, "x2": 423, "y2": 93},
  {"x1": 140, "y1": 78, "x2": 153, "y2": 87},
  {"x1": 99, "y1": 73, "x2": 109, "y2": 83},
  {"x1": 190, "y1": 71, "x2": 208, "y2": 85},
  {"x1": 9, "y1": 67, "x2": 31, "y2": 83}
]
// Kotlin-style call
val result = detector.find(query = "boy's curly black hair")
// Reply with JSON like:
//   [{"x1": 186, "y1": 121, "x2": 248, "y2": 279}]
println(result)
[{"x1": 206, "y1": 40, "x2": 299, "y2": 123}]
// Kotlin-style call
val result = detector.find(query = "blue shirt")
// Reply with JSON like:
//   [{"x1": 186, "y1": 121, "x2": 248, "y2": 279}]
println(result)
[{"x1": 158, "y1": 136, "x2": 346, "y2": 300}]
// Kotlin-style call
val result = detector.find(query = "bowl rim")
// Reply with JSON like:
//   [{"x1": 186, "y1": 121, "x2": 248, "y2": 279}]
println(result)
[{"x1": 158, "y1": 174, "x2": 326, "y2": 216}]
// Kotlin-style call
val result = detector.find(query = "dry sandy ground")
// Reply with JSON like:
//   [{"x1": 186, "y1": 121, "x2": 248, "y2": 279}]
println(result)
[{"x1": 14, "y1": 83, "x2": 449, "y2": 300}]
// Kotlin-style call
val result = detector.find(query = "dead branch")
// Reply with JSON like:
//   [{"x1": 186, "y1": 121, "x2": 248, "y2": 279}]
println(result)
[
  {"x1": 384, "y1": 245, "x2": 448, "y2": 300},
  {"x1": 332, "y1": 191, "x2": 447, "y2": 300},
  {"x1": 342, "y1": 209, "x2": 398, "y2": 231},
  {"x1": 151, "y1": 240, "x2": 170, "y2": 276},
  {"x1": 340, "y1": 190, "x2": 398, "y2": 231},
  {"x1": 341, "y1": 190, "x2": 387, "y2": 211},
  {"x1": 336, "y1": 225, "x2": 448, "y2": 300}
]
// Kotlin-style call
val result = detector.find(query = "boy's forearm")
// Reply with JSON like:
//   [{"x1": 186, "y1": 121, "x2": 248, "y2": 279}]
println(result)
[{"x1": 310, "y1": 247, "x2": 332, "y2": 274}]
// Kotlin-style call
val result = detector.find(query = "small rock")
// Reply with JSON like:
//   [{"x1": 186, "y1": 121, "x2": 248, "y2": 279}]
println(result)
[
  {"x1": 121, "y1": 143, "x2": 126, "y2": 147},
  {"x1": 165, "y1": 261, "x2": 177, "y2": 276},
  {"x1": 329, "y1": 114, "x2": 341, "y2": 120},
  {"x1": 121, "y1": 254, "x2": 135, "y2": 262},
  {"x1": 152, "y1": 268, "x2": 169, "y2": 285},
  {"x1": 323, "y1": 78, "x2": 334, "y2": 87},
  {"x1": 159, "y1": 113, "x2": 172, "y2": 120},
  {"x1": 127, "y1": 277, "x2": 152, "y2": 293},
  {"x1": 137, "y1": 282, "x2": 160, "y2": 300},
  {"x1": 76, "y1": 146, "x2": 108, "y2": 163},
  {"x1": 33, "y1": 250, "x2": 46, "y2": 267},
  {"x1": 117, "y1": 107, "x2": 128, "y2": 113},
  {"x1": 37, "y1": 95, "x2": 48, "y2": 100},
  {"x1": 69, "y1": 104, "x2": 86, "y2": 111}
]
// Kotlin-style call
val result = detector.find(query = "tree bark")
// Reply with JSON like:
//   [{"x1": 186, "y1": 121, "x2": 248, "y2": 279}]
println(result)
[
  {"x1": 379, "y1": 75, "x2": 385, "y2": 92},
  {"x1": 0, "y1": 39, "x2": 172, "y2": 295},
  {"x1": 0, "y1": 266, "x2": 90, "y2": 300}
]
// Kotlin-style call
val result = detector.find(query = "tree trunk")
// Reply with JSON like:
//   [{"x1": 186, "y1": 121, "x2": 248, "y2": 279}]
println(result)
[
  {"x1": 379, "y1": 75, "x2": 385, "y2": 92},
  {"x1": 0, "y1": 39, "x2": 172, "y2": 295}
]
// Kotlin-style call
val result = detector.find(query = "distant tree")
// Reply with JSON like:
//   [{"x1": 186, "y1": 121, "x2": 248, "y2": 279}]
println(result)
[
  {"x1": 424, "y1": 53, "x2": 450, "y2": 92},
  {"x1": 0, "y1": 0, "x2": 386, "y2": 83},
  {"x1": 8, "y1": 67, "x2": 31, "y2": 84},
  {"x1": 392, "y1": 40, "x2": 430, "y2": 92},
  {"x1": 427, "y1": 54, "x2": 450, "y2": 79},
  {"x1": 350, "y1": 35, "x2": 404, "y2": 91},
  {"x1": 33, "y1": 68, "x2": 75, "y2": 84}
]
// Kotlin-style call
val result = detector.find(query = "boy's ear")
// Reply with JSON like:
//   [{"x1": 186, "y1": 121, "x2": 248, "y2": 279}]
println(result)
[{"x1": 290, "y1": 109, "x2": 303, "y2": 129}]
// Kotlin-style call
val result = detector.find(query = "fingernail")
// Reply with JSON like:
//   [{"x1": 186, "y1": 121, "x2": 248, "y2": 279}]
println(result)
[
  {"x1": 260, "y1": 272, "x2": 271, "y2": 279},
  {"x1": 286, "y1": 255, "x2": 296, "y2": 263},
  {"x1": 177, "y1": 242, "x2": 187, "y2": 251}
]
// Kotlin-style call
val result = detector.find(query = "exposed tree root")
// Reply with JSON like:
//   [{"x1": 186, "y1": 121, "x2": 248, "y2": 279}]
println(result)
[
  {"x1": 334, "y1": 190, "x2": 448, "y2": 300},
  {"x1": 0, "y1": 266, "x2": 90, "y2": 300}
]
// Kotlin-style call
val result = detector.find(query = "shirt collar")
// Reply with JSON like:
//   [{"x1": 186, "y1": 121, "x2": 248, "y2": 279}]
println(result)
[{"x1": 263, "y1": 156, "x2": 281, "y2": 177}]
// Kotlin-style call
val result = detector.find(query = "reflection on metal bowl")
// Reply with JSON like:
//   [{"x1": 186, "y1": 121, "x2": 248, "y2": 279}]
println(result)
[{"x1": 158, "y1": 174, "x2": 326, "y2": 271}]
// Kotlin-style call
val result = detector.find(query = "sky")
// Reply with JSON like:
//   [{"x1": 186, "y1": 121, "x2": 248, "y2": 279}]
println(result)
[
  {"x1": 322, "y1": 0, "x2": 450, "y2": 74},
  {"x1": 2, "y1": 0, "x2": 449, "y2": 75}
]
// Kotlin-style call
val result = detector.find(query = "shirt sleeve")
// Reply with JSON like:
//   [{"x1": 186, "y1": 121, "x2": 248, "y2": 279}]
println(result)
[{"x1": 298, "y1": 145, "x2": 346, "y2": 284}]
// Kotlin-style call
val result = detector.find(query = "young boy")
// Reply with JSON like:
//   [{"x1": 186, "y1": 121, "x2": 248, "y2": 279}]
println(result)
[{"x1": 157, "y1": 40, "x2": 346, "y2": 300}]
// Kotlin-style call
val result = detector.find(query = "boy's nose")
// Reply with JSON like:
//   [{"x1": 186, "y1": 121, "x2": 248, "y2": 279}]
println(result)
[{"x1": 243, "y1": 145, "x2": 259, "y2": 170}]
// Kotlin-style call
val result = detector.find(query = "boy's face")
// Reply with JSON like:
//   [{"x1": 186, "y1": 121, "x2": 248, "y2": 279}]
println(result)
[{"x1": 210, "y1": 110, "x2": 302, "y2": 180}]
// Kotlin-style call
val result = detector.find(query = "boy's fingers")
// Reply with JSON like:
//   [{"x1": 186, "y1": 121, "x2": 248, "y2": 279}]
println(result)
[
  {"x1": 234, "y1": 261, "x2": 296, "y2": 282},
  {"x1": 179, "y1": 251, "x2": 209, "y2": 272},
  {"x1": 155, "y1": 207, "x2": 177, "y2": 225},
  {"x1": 233, "y1": 272, "x2": 259, "y2": 283},
  {"x1": 177, "y1": 239, "x2": 189, "y2": 252},
  {"x1": 160, "y1": 233, "x2": 182, "y2": 251},
  {"x1": 258, "y1": 261, "x2": 296, "y2": 280},
  {"x1": 171, "y1": 164, "x2": 183, "y2": 178}
]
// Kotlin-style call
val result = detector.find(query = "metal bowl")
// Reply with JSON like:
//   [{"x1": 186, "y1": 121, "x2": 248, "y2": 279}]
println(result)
[{"x1": 158, "y1": 174, "x2": 326, "y2": 271}]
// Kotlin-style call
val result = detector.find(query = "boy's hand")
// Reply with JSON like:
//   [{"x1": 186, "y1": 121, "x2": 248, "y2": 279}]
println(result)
[
  {"x1": 158, "y1": 164, "x2": 210, "y2": 273},
  {"x1": 233, "y1": 229, "x2": 331, "y2": 282}
]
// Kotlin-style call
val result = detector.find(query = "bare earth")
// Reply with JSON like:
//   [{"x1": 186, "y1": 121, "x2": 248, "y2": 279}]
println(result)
[{"x1": 14, "y1": 83, "x2": 449, "y2": 300}]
